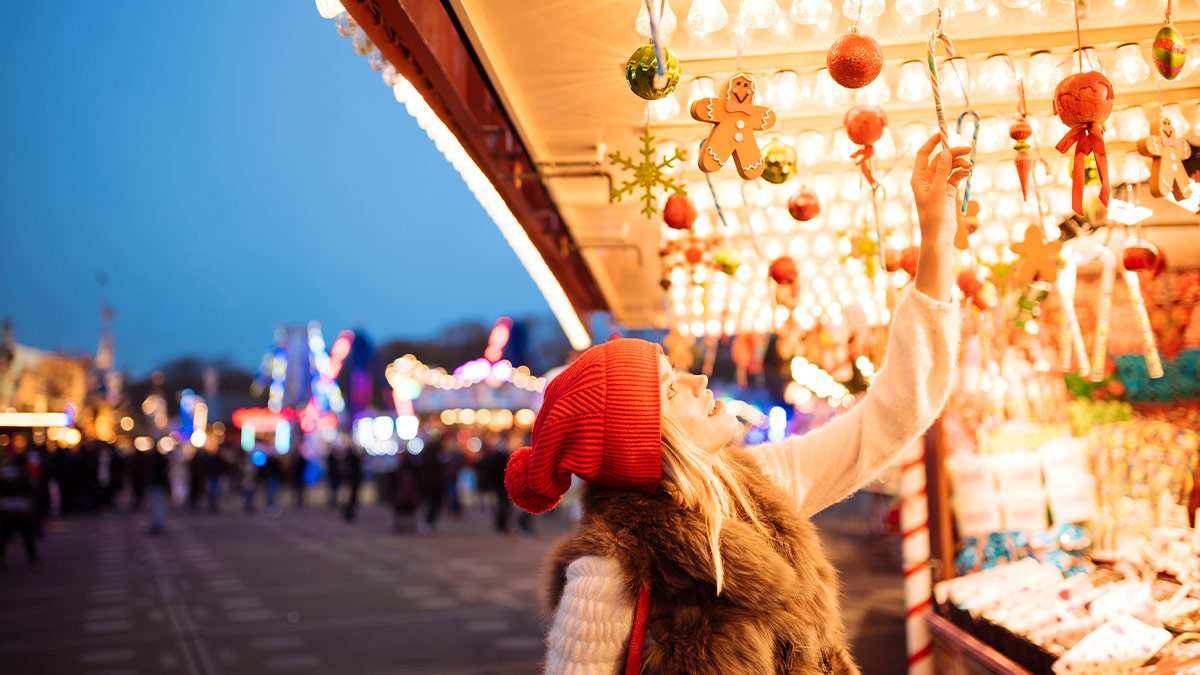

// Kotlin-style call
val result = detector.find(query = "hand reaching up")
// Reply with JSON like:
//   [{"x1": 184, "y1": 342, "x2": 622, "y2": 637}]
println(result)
[{"x1": 910, "y1": 134, "x2": 973, "y2": 245}]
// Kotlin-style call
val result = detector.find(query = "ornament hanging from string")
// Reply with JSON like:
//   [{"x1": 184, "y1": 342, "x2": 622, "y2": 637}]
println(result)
[
  {"x1": 954, "y1": 110, "x2": 980, "y2": 250},
  {"x1": 1053, "y1": 1, "x2": 1114, "y2": 217},
  {"x1": 925, "y1": 7, "x2": 955, "y2": 149},
  {"x1": 1154, "y1": 0, "x2": 1188, "y2": 80},
  {"x1": 1009, "y1": 74, "x2": 1034, "y2": 202}
]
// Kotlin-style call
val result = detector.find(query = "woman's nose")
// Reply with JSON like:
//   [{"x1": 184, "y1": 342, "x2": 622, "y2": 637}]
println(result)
[{"x1": 688, "y1": 373, "x2": 708, "y2": 392}]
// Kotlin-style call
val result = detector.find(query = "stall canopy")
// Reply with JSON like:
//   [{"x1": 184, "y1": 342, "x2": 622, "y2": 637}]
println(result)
[{"x1": 335, "y1": 0, "x2": 1199, "y2": 345}]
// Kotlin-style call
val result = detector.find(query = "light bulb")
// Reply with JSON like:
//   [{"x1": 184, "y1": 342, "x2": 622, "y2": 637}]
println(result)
[
  {"x1": 854, "y1": 75, "x2": 891, "y2": 104},
  {"x1": 1181, "y1": 40, "x2": 1200, "y2": 79},
  {"x1": 939, "y1": 58, "x2": 972, "y2": 102},
  {"x1": 792, "y1": 0, "x2": 830, "y2": 22},
  {"x1": 648, "y1": 93, "x2": 681, "y2": 120},
  {"x1": 795, "y1": 130, "x2": 826, "y2": 165},
  {"x1": 790, "y1": 0, "x2": 833, "y2": 23},
  {"x1": 1001, "y1": 0, "x2": 1035, "y2": 7},
  {"x1": 874, "y1": 129, "x2": 897, "y2": 160},
  {"x1": 900, "y1": 121, "x2": 929, "y2": 153},
  {"x1": 814, "y1": 67, "x2": 850, "y2": 107},
  {"x1": 981, "y1": 54, "x2": 1017, "y2": 96},
  {"x1": 895, "y1": 0, "x2": 938, "y2": 17},
  {"x1": 771, "y1": 70, "x2": 805, "y2": 111},
  {"x1": 1025, "y1": 51, "x2": 1060, "y2": 96},
  {"x1": 1111, "y1": 43, "x2": 1149, "y2": 85},
  {"x1": 315, "y1": 0, "x2": 344, "y2": 19},
  {"x1": 636, "y1": 0, "x2": 678, "y2": 36},
  {"x1": 842, "y1": 0, "x2": 885, "y2": 20},
  {"x1": 1163, "y1": 103, "x2": 1190, "y2": 137},
  {"x1": 1114, "y1": 108, "x2": 1149, "y2": 142},
  {"x1": 1070, "y1": 47, "x2": 1104, "y2": 75},
  {"x1": 977, "y1": 117, "x2": 1006, "y2": 153},
  {"x1": 896, "y1": 60, "x2": 930, "y2": 102},
  {"x1": 1119, "y1": 153, "x2": 1150, "y2": 184},
  {"x1": 687, "y1": 0, "x2": 729, "y2": 32},
  {"x1": 687, "y1": 76, "x2": 716, "y2": 107},
  {"x1": 740, "y1": 0, "x2": 784, "y2": 29},
  {"x1": 947, "y1": 0, "x2": 988, "y2": 11}
]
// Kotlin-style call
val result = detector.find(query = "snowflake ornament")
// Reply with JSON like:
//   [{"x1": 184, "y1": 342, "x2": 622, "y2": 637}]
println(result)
[{"x1": 609, "y1": 128, "x2": 687, "y2": 218}]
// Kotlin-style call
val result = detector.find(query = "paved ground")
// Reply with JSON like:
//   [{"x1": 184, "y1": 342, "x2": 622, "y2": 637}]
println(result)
[{"x1": 0, "y1": 493, "x2": 906, "y2": 674}]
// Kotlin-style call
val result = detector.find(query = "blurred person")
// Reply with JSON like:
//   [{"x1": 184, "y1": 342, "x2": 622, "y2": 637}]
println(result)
[
  {"x1": 129, "y1": 443, "x2": 147, "y2": 511},
  {"x1": 78, "y1": 440, "x2": 98, "y2": 512},
  {"x1": 205, "y1": 446, "x2": 225, "y2": 514},
  {"x1": 240, "y1": 450, "x2": 259, "y2": 515},
  {"x1": 343, "y1": 446, "x2": 363, "y2": 522},
  {"x1": 475, "y1": 435, "x2": 511, "y2": 533},
  {"x1": 392, "y1": 451, "x2": 421, "y2": 534},
  {"x1": 288, "y1": 450, "x2": 307, "y2": 508},
  {"x1": 0, "y1": 450, "x2": 39, "y2": 568},
  {"x1": 443, "y1": 441, "x2": 464, "y2": 519},
  {"x1": 145, "y1": 445, "x2": 169, "y2": 536},
  {"x1": 260, "y1": 451, "x2": 282, "y2": 517},
  {"x1": 187, "y1": 446, "x2": 206, "y2": 513},
  {"x1": 327, "y1": 443, "x2": 344, "y2": 509},
  {"x1": 417, "y1": 433, "x2": 445, "y2": 535},
  {"x1": 508, "y1": 137, "x2": 968, "y2": 673}
]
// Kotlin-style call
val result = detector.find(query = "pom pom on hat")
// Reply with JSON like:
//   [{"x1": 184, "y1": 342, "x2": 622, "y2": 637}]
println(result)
[{"x1": 505, "y1": 446, "x2": 566, "y2": 514}]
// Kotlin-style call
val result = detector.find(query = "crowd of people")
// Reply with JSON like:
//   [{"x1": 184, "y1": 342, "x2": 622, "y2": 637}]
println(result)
[{"x1": 0, "y1": 425, "x2": 537, "y2": 569}]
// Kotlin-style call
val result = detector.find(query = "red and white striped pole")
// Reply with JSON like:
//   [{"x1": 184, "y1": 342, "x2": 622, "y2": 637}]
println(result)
[{"x1": 899, "y1": 439, "x2": 933, "y2": 675}]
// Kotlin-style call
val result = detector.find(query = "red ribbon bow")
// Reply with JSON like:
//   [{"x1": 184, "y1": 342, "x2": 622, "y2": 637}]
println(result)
[{"x1": 1055, "y1": 122, "x2": 1110, "y2": 217}]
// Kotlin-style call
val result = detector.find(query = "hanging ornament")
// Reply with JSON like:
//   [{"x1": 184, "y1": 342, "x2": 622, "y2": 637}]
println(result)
[
  {"x1": 768, "y1": 256, "x2": 799, "y2": 285},
  {"x1": 1123, "y1": 269, "x2": 1165, "y2": 379},
  {"x1": 1010, "y1": 116, "x2": 1034, "y2": 201},
  {"x1": 953, "y1": 110, "x2": 981, "y2": 249},
  {"x1": 1010, "y1": 224, "x2": 1063, "y2": 285},
  {"x1": 663, "y1": 192, "x2": 698, "y2": 230},
  {"x1": 608, "y1": 128, "x2": 687, "y2": 218},
  {"x1": 954, "y1": 200, "x2": 981, "y2": 250},
  {"x1": 844, "y1": 104, "x2": 887, "y2": 187},
  {"x1": 625, "y1": 44, "x2": 681, "y2": 101},
  {"x1": 714, "y1": 248, "x2": 743, "y2": 275},
  {"x1": 827, "y1": 27, "x2": 883, "y2": 89},
  {"x1": 1052, "y1": 71, "x2": 1114, "y2": 217},
  {"x1": 761, "y1": 138, "x2": 798, "y2": 184},
  {"x1": 1136, "y1": 117, "x2": 1193, "y2": 201},
  {"x1": 1153, "y1": 23, "x2": 1188, "y2": 80},
  {"x1": 1123, "y1": 236, "x2": 1160, "y2": 272},
  {"x1": 899, "y1": 246, "x2": 920, "y2": 277},
  {"x1": 957, "y1": 268, "x2": 998, "y2": 310},
  {"x1": 691, "y1": 73, "x2": 777, "y2": 180},
  {"x1": 884, "y1": 247, "x2": 903, "y2": 272},
  {"x1": 787, "y1": 187, "x2": 821, "y2": 221}
]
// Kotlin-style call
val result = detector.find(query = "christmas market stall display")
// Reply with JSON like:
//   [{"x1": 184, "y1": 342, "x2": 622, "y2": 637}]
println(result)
[{"x1": 314, "y1": 0, "x2": 1200, "y2": 672}]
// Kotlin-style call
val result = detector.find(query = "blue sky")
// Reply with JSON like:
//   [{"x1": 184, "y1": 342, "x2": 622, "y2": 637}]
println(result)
[{"x1": 0, "y1": 3, "x2": 553, "y2": 376}]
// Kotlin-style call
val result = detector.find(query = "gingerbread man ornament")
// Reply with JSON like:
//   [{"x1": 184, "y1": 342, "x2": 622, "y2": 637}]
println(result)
[
  {"x1": 690, "y1": 73, "x2": 777, "y2": 180},
  {"x1": 1010, "y1": 224, "x2": 1063, "y2": 285},
  {"x1": 1137, "y1": 117, "x2": 1193, "y2": 201},
  {"x1": 954, "y1": 199, "x2": 980, "y2": 250}
]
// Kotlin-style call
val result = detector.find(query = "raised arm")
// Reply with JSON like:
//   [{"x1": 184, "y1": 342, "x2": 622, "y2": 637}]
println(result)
[{"x1": 753, "y1": 134, "x2": 970, "y2": 517}]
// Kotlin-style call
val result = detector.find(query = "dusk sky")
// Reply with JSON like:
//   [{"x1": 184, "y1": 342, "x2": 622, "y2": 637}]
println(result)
[{"x1": 1, "y1": 3, "x2": 552, "y2": 377}]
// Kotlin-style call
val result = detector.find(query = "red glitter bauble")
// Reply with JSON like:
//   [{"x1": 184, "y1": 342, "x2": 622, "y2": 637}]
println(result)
[
  {"x1": 768, "y1": 256, "x2": 799, "y2": 285},
  {"x1": 663, "y1": 193, "x2": 697, "y2": 230},
  {"x1": 787, "y1": 187, "x2": 821, "y2": 221},
  {"x1": 844, "y1": 105, "x2": 887, "y2": 146},
  {"x1": 826, "y1": 28, "x2": 883, "y2": 90},
  {"x1": 1123, "y1": 241, "x2": 1160, "y2": 272}
]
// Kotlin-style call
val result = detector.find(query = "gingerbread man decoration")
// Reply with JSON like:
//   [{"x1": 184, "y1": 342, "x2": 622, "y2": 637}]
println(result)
[
  {"x1": 1137, "y1": 117, "x2": 1193, "y2": 201},
  {"x1": 690, "y1": 73, "x2": 776, "y2": 180},
  {"x1": 954, "y1": 199, "x2": 980, "y2": 250},
  {"x1": 1010, "y1": 224, "x2": 1063, "y2": 285}
]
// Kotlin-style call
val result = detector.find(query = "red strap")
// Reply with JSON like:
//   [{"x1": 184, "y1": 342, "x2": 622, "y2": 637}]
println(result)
[{"x1": 624, "y1": 585, "x2": 651, "y2": 674}]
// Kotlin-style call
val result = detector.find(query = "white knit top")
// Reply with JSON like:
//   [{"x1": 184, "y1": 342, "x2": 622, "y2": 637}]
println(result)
[{"x1": 544, "y1": 287, "x2": 959, "y2": 675}]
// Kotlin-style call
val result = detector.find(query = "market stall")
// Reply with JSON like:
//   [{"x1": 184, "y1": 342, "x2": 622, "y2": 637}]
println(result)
[{"x1": 316, "y1": 0, "x2": 1200, "y2": 671}]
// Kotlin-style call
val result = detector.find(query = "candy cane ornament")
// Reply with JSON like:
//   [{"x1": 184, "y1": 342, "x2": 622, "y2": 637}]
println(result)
[
  {"x1": 1123, "y1": 270, "x2": 1165, "y2": 379},
  {"x1": 925, "y1": 20, "x2": 956, "y2": 149},
  {"x1": 953, "y1": 110, "x2": 980, "y2": 250}
]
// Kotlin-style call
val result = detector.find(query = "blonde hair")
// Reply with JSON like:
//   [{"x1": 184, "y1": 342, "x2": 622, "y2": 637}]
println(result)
[{"x1": 659, "y1": 414, "x2": 770, "y2": 595}]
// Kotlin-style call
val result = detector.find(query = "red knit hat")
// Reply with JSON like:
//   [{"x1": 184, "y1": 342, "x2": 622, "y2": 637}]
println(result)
[{"x1": 505, "y1": 338, "x2": 663, "y2": 514}]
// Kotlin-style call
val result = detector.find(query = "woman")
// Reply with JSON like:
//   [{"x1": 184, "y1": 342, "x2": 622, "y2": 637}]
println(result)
[{"x1": 505, "y1": 135, "x2": 972, "y2": 674}]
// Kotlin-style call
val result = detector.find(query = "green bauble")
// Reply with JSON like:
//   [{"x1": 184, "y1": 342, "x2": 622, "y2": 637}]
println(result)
[
  {"x1": 761, "y1": 139, "x2": 798, "y2": 184},
  {"x1": 625, "y1": 44, "x2": 680, "y2": 101}
]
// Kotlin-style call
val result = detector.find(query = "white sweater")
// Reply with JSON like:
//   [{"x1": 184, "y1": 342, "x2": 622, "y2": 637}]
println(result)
[{"x1": 544, "y1": 287, "x2": 959, "y2": 675}]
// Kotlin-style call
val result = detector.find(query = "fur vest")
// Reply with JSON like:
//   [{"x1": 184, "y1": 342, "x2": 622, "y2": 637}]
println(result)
[{"x1": 545, "y1": 448, "x2": 859, "y2": 675}]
